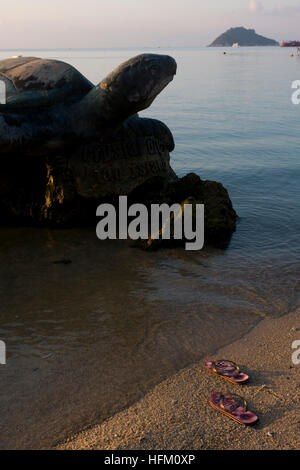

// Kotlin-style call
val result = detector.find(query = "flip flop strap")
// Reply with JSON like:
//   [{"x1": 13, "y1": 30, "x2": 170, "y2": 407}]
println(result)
[
  {"x1": 212, "y1": 360, "x2": 240, "y2": 376},
  {"x1": 220, "y1": 395, "x2": 248, "y2": 413}
]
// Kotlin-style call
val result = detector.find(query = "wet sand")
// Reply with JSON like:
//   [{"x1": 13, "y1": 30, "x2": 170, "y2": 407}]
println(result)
[{"x1": 58, "y1": 308, "x2": 300, "y2": 450}]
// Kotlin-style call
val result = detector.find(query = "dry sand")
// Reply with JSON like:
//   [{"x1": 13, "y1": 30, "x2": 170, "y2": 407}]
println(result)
[{"x1": 58, "y1": 308, "x2": 300, "y2": 450}]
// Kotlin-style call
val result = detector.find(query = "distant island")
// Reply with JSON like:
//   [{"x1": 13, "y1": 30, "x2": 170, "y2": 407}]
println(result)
[{"x1": 208, "y1": 27, "x2": 279, "y2": 47}]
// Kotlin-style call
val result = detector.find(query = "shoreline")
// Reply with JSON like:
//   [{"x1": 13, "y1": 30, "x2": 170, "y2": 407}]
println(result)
[
  {"x1": 57, "y1": 307, "x2": 300, "y2": 450},
  {"x1": 2, "y1": 231, "x2": 293, "y2": 450}
]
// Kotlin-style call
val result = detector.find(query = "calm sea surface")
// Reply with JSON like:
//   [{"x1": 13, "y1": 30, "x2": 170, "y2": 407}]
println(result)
[{"x1": 0, "y1": 47, "x2": 299, "y2": 448}]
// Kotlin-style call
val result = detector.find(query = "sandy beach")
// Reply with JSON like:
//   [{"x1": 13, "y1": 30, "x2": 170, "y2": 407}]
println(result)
[{"x1": 58, "y1": 308, "x2": 300, "y2": 450}]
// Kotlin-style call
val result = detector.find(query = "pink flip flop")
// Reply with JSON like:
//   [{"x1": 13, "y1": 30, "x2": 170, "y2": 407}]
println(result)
[
  {"x1": 204, "y1": 360, "x2": 249, "y2": 384},
  {"x1": 209, "y1": 392, "x2": 258, "y2": 426}
]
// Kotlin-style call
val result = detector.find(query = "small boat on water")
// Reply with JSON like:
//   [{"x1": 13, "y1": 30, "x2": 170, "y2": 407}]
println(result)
[
  {"x1": 280, "y1": 41, "x2": 300, "y2": 47},
  {"x1": 232, "y1": 43, "x2": 240, "y2": 48}
]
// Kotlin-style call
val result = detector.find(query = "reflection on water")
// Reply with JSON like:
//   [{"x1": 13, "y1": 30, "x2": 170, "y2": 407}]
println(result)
[{"x1": 0, "y1": 46, "x2": 299, "y2": 448}]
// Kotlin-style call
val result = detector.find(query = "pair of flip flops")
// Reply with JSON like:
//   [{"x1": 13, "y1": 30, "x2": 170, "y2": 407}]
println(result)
[{"x1": 204, "y1": 360, "x2": 258, "y2": 425}]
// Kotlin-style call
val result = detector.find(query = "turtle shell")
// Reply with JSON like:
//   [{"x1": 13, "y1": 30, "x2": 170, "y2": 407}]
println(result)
[{"x1": 0, "y1": 57, "x2": 93, "y2": 110}]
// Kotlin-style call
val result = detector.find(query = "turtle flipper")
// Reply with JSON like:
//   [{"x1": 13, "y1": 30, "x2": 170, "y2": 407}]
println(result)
[{"x1": 119, "y1": 115, "x2": 175, "y2": 153}]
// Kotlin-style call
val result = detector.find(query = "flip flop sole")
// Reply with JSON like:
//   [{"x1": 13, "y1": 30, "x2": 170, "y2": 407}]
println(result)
[{"x1": 209, "y1": 400, "x2": 259, "y2": 426}]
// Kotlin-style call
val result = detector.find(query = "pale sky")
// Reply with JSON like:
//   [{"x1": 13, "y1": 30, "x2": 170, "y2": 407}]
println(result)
[{"x1": 0, "y1": 0, "x2": 299, "y2": 49}]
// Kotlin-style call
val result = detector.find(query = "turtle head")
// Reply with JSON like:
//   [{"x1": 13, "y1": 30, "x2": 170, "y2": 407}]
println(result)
[
  {"x1": 76, "y1": 54, "x2": 177, "y2": 134},
  {"x1": 99, "y1": 53, "x2": 177, "y2": 118}
]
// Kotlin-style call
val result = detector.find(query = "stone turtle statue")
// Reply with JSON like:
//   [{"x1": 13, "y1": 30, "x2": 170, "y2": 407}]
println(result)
[
  {"x1": 0, "y1": 54, "x2": 178, "y2": 222},
  {"x1": 0, "y1": 54, "x2": 237, "y2": 247}
]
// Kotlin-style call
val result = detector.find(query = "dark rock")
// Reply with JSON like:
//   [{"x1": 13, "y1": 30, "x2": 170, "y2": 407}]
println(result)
[
  {"x1": 131, "y1": 173, "x2": 237, "y2": 249},
  {"x1": 52, "y1": 259, "x2": 72, "y2": 265}
]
